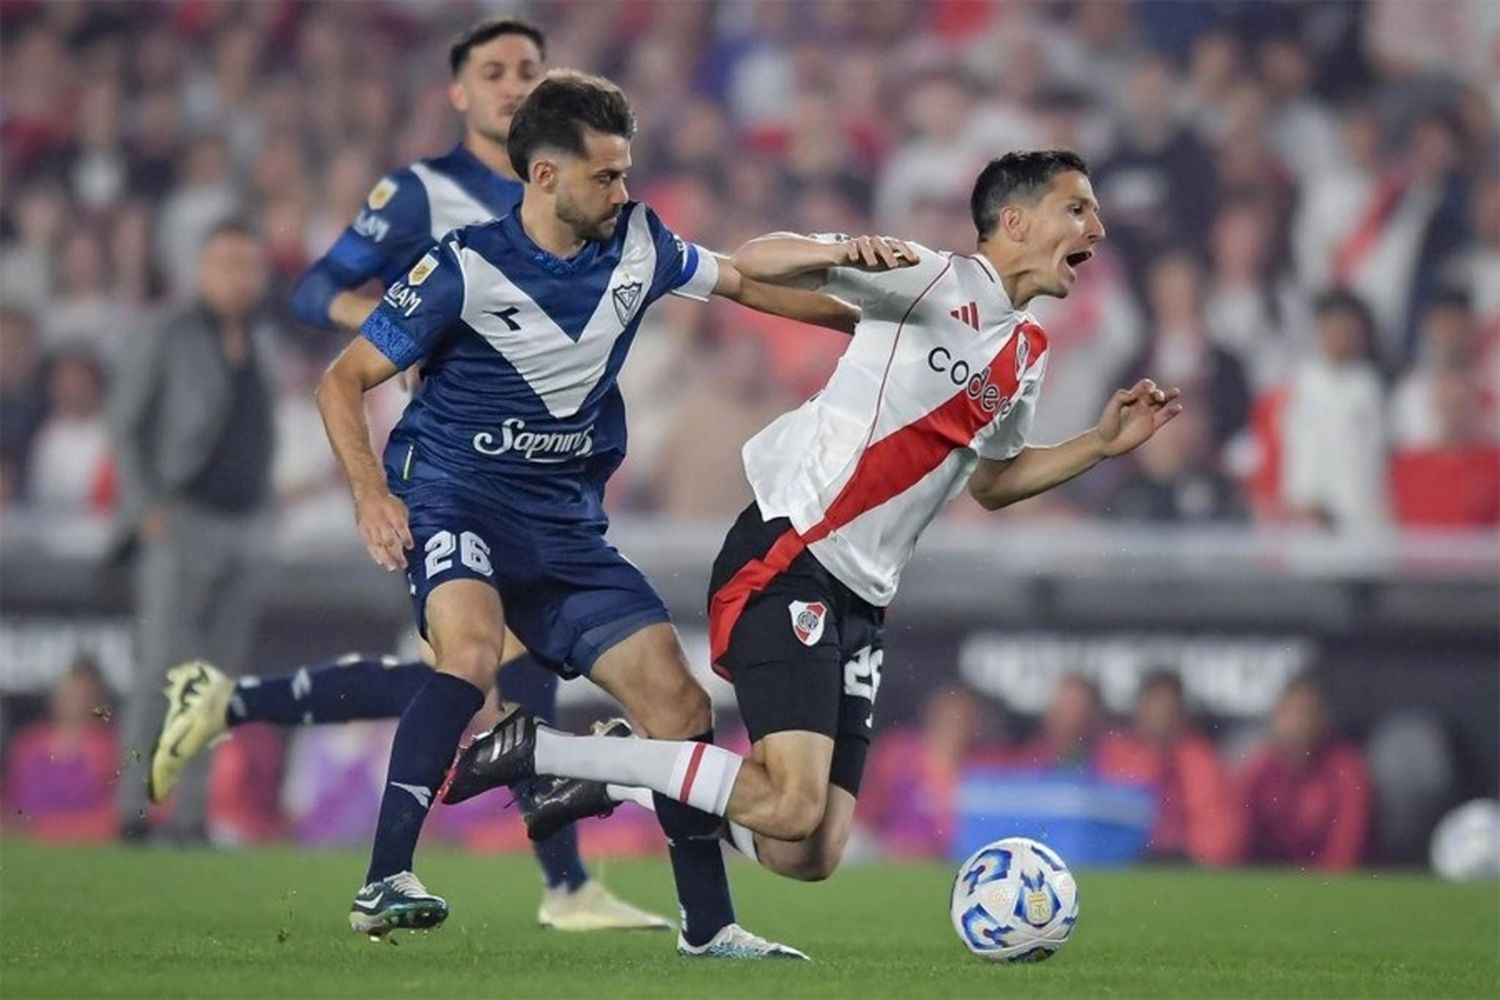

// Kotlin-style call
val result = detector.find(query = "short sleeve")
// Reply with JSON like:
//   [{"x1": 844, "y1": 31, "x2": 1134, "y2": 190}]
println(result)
[
  {"x1": 642, "y1": 205, "x2": 721, "y2": 303},
  {"x1": 806, "y1": 233, "x2": 949, "y2": 322},
  {"x1": 358, "y1": 238, "x2": 465, "y2": 370},
  {"x1": 978, "y1": 353, "x2": 1048, "y2": 461}
]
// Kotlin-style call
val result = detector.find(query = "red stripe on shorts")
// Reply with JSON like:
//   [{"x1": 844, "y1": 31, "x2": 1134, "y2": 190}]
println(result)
[{"x1": 708, "y1": 528, "x2": 808, "y2": 672}]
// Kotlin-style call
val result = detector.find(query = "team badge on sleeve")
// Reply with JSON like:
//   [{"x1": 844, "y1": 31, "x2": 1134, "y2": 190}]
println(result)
[
  {"x1": 367, "y1": 177, "x2": 398, "y2": 210},
  {"x1": 789, "y1": 600, "x2": 827, "y2": 646},
  {"x1": 407, "y1": 253, "x2": 438, "y2": 286}
]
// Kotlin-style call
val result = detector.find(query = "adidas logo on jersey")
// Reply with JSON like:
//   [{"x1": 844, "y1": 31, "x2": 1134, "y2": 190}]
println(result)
[{"x1": 949, "y1": 302, "x2": 980, "y2": 330}]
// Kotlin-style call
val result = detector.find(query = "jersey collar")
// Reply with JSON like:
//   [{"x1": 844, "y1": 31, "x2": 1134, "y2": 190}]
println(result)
[
  {"x1": 500, "y1": 210, "x2": 602, "y2": 277},
  {"x1": 967, "y1": 253, "x2": 1014, "y2": 311}
]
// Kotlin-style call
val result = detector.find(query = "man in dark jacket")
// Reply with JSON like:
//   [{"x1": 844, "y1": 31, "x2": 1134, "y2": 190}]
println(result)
[{"x1": 109, "y1": 220, "x2": 275, "y2": 841}]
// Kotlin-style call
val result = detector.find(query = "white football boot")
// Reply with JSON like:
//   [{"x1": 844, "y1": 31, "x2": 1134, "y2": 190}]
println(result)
[
  {"x1": 148, "y1": 660, "x2": 234, "y2": 803},
  {"x1": 678, "y1": 923, "x2": 810, "y2": 960},
  {"x1": 537, "y1": 880, "x2": 673, "y2": 931}
]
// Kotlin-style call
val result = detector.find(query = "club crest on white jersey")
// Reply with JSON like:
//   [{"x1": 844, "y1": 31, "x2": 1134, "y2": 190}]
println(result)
[{"x1": 789, "y1": 600, "x2": 827, "y2": 646}]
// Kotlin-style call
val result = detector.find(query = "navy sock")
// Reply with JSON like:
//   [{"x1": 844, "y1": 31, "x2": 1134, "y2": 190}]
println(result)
[
  {"x1": 499, "y1": 655, "x2": 589, "y2": 891},
  {"x1": 517, "y1": 784, "x2": 589, "y2": 891},
  {"x1": 228, "y1": 655, "x2": 429, "y2": 727},
  {"x1": 653, "y1": 730, "x2": 735, "y2": 946},
  {"x1": 365, "y1": 671, "x2": 484, "y2": 884}
]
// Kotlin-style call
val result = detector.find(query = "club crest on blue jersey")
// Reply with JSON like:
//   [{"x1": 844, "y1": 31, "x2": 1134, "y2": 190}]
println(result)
[{"x1": 611, "y1": 280, "x2": 643, "y2": 324}]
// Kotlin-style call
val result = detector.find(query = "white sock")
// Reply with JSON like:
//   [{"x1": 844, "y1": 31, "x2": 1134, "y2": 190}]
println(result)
[
  {"x1": 606, "y1": 784, "x2": 656, "y2": 811},
  {"x1": 534, "y1": 729, "x2": 743, "y2": 816},
  {"x1": 725, "y1": 821, "x2": 759, "y2": 862}
]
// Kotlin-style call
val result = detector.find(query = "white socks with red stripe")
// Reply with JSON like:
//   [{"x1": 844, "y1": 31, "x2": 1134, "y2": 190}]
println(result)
[
  {"x1": 533, "y1": 729, "x2": 743, "y2": 816},
  {"x1": 604, "y1": 782, "x2": 759, "y2": 862}
]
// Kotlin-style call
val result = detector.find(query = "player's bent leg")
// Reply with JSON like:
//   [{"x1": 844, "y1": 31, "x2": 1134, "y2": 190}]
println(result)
[
  {"x1": 353, "y1": 579, "x2": 499, "y2": 935},
  {"x1": 447, "y1": 707, "x2": 831, "y2": 844},
  {"x1": 443, "y1": 624, "x2": 710, "y2": 801},
  {"x1": 751, "y1": 785, "x2": 856, "y2": 882},
  {"x1": 425, "y1": 579, "x2": 508, "y2": 688},
  {"x1": 588, "y1": 623, "x2": 801, "y2": 957},
  {"x1": 505, "y1": 648, "x2": 670, "y2": 932},
  {"x1": 586, "y1": 622, "x2": 711, "y2": 740},
  {"x1": 722, "y1": 729, "x2": 834, "y2": 843}
]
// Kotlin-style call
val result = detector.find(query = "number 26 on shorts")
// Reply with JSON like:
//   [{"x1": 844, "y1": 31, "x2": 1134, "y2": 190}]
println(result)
[{"x1": 424, "y1": 530, "x2": 493, "y2": 579}]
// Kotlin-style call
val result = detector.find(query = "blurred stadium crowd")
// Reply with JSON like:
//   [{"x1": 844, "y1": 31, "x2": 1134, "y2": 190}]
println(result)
[
  {"x1": 1, "y1": 0, "x2": 1496, "y2": 537},
  {"x1": 1, "y1": 650, "x2": 1455, "y2": 871},
  {"x1": 1, "y1": 0, "x2": 1496, "y2": 871}
]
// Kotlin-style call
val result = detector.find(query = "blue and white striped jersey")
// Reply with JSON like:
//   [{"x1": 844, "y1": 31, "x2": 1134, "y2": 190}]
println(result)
[
  {"x1": 290, "y1": 144, "x2": 523, "y2": 326},
  {"x1": 361, "y1": 202, "x2": 719, "y2": 505}
]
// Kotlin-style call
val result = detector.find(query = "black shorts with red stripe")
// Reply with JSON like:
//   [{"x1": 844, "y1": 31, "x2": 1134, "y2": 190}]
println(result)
[{"x1": 707, "y1": 501, "x2": 884, "y2": 796}]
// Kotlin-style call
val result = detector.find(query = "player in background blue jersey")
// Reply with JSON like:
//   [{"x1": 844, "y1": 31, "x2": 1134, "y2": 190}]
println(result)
[
  {"x1": 318, "y1": 71, "x2": 856, "y2": 954},
  {"x1": 145, "y1": 20, "x2": 670, "y2": 932}
]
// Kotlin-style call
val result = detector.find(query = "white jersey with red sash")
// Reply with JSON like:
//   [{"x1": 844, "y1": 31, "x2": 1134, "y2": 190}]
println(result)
[{"x1": 712, "y1": 240, "x2": 1049, "y2": 662}]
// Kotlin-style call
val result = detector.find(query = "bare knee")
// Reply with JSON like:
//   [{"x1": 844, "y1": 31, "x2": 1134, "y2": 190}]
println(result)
[
  {"x1": 434, "y1": 636, "x2": 501, "y2": 688},
  {"x1": 759, "y1": 839, "x2": 842, "y2": 882},
  {"x1": 783, "y1": 850, "x2": 840, "y2": 882},
  {"x1": 630, "y1": 674, "x2": 711, "y2": 739},
  {"x1": 590, "y1": 626, "x2": 712, "y2": 738},
  {"x1": 764, "y1": 784, "x2": 827, "y2": 842}
]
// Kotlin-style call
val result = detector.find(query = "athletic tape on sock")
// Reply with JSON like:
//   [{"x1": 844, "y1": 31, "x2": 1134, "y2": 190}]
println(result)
[
  {"x1": 607, "y1": 784, "x2": 657, "y2": 811},
  {"x1": 727, "y1": 822, "x2": 759, "y2": 862}
]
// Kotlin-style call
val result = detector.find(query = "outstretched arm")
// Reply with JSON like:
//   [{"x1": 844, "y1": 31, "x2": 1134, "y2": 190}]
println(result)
[
  {"x1": 969, "y1": 379, "x2": 1183, "y2": 511},
  {"x1": 731, "y1": 233, "x2": 918, "y2": 287},
  {"x1": 711, "y1": 253, "x2": 861, "y2": 334}
]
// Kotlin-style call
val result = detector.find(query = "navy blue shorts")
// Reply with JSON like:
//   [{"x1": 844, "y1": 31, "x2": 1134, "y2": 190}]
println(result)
[{"x1": 398, "y1": 481, "x2": 669, "y2": 679}]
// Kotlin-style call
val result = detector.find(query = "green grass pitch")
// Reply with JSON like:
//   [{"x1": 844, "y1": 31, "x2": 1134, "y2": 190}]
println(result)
[{"x1": 1, "y1": 841, "x2": 1496, "y2": 998}]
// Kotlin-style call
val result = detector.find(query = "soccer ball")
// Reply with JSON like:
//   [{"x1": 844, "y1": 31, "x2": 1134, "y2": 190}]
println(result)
[
  {"x1": 950, "y1": 837, "x2": 1078, "y2": 962},
  {"x1": 1430, "y1": 799, "x2": 1500, "y2": 881}
]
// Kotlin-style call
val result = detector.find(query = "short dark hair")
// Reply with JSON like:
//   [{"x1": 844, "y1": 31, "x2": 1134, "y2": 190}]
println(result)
[
  {"x1": 970, "y1": 149, "x2": 1090, "y2": 241},
  {"x1": 449, "y1": 18, "x2": 546, "y2": 76},
  {"x1": 507, "y1": 70, "x2": 635, "y2": 181}
]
